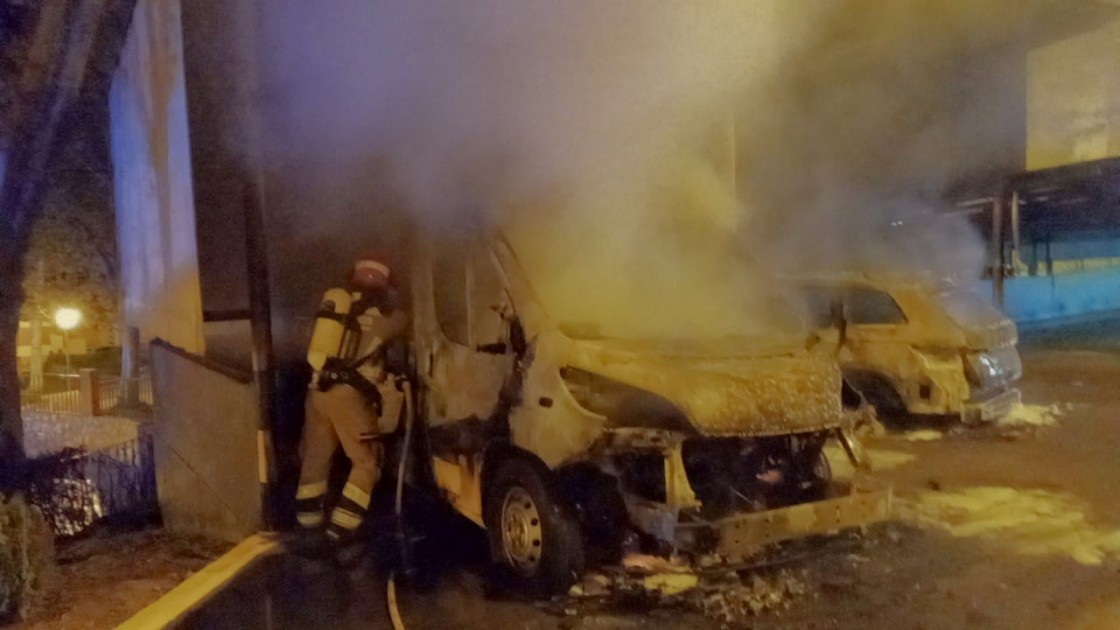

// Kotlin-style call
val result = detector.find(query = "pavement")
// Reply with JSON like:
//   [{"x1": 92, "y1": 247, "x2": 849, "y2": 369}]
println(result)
[{"x1": 175, "y1": 316, "x2": 1120, "y2": 630}]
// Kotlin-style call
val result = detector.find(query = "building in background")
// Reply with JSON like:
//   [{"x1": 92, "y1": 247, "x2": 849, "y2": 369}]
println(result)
[
  {"x1": 971, "y1": 4, "x2": 1120, "y2": 324},
  {"x1": 110, "y1": 0, "x2": 203, "y2": 356},
  {"x1": 1027, "y1": 14, "x2": 1120, "y2": 170}
]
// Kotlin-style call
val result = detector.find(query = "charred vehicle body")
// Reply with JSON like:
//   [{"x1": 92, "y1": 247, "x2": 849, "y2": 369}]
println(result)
[
  {"x1": 404, "y1": 236, "x2": 891, "y2": 591},
  {"x1": 798, "y1": 274, "x2": 1022, "y2": 424}
]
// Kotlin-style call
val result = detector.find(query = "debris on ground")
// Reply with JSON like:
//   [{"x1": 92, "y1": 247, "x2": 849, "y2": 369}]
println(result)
[
  {"x1": 902, "y1": 486, "x2": 1120, "y2": 566},
  {"x1": 563, "y1": 552, "x2": 815, "y2": 627},
  {"x1": 904, "y1": 429, "x2": 943, "y2": 442},
  {"x1": 642, "y1": 573, "x2": 699, "y2": 596},
  {"x1": 620, "y1": 553, "x2": 687, "y2": 574},
  {"x1": 996, "y1": 403, "x2": 1061, "y2": 429},
  {"x1": 695, "y1": 569, "x2": 809, "y2": 623}
]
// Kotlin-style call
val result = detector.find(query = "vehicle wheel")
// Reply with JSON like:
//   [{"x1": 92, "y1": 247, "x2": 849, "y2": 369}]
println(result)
[
  {"x1": 847, "y1": 376, "x2": 908, "y2": 425},
  {"x1": 485, "y1": 457, "x2": 585, "y2": 594}
]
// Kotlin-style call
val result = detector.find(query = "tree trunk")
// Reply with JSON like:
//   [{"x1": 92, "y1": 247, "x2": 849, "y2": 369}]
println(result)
[
  {"x1": 0, "y1": 0, "x2": 109, "y2": 488},
  {"x1": 0, "y1": 260, "x2": 26, "y2": 488}
]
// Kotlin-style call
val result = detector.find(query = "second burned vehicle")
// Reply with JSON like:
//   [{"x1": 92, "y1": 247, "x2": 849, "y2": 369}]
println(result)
[
  {"x1": 796, "y1": 273, "x2": 1022, "y2": 424},
  {"x1": 395, "y1": 233, "x2": 891, "y2": 592}
]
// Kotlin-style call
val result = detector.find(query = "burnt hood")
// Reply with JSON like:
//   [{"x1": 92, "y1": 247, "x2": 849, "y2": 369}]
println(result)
[
  {"x1": 961, "y1": 318, "x2": 1018, "y2": 350},
  {"x1": 563, "y1": 339, "x2": 846, "y2": 437}
]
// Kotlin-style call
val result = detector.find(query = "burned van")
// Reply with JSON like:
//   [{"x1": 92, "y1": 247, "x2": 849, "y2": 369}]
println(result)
[
  {"x1": 407, "y1": 236, "x2": 891, "y2": 591},
  {"x1": 797, "y1": 273, "x2": 1021, "y2": 424}
]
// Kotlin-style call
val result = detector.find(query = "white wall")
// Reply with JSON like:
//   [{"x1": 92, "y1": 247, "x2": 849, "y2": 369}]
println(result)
[
  {"x1": 109, "y1": 0, "x2": 204, "y2": 353},
  {"x1": 1027, "y1": 17, "x2": 1120, "y2": 170}
]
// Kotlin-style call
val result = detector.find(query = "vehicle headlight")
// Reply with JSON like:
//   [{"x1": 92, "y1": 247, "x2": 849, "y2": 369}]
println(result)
[
  {"x1": 964, "y1": 352, "x2": 998, "y2": 387},
  {"x1": 560, "y1": 367, "x2": 694, "y2": 433}
]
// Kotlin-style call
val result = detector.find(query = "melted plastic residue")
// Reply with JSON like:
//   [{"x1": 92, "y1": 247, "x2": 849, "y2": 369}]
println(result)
[{"x1": 997, "y1": 402, "x2": 1062, "y2": 428}]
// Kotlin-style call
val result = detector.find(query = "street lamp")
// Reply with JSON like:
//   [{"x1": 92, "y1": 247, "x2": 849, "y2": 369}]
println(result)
[{"x1": 54, "y1": 307, "x2": 81, "y2": 384}]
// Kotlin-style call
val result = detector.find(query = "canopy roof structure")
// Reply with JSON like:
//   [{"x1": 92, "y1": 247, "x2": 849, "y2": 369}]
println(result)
[{"x1": 1011, "y1": 158, "x2": 1120, "y2": 238}]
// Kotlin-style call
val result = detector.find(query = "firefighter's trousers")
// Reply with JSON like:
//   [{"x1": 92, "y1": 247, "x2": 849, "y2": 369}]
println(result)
[{"x1": 295, "y1": 383, "x2": 400, "y2": 541}]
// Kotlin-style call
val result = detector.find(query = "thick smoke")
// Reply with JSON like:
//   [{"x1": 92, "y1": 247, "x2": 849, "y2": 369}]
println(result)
[
  {"x1": 263, "y1": 2, "x2": 810, "y2": 217},
  {"x1": 262, "y1": 0, "x2": 823, "y2": 341},
  {"x1": 734, "y1": 1, "x2": 1033, "y2": 282},
  {"x1": 258, "y1": 1, "x2": 1030, "y2": 342}
]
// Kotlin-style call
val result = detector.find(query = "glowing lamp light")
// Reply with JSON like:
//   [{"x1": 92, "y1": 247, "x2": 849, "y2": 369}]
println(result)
[{"x1": 54, "y1": 307, "x2": 82, "y2": 331}]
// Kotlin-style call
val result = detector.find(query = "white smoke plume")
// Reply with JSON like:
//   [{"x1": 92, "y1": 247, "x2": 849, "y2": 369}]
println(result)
[
  {"x1": 257, "y1": 1, "x2": 1030, "y2": 341},
  {"x1": 261, "y1": 0, "x2": 825, "y2": 341}
]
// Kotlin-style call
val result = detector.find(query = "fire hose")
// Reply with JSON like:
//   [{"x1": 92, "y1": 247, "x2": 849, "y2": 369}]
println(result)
[{"x1": 386, "y1": 379, "x2": 414, "y2": 630}]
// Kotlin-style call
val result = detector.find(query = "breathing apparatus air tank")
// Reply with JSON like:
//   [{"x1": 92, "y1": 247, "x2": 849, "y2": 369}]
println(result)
[{"x1": 307, "y1": 288, "x2": 354, "y2": 371}]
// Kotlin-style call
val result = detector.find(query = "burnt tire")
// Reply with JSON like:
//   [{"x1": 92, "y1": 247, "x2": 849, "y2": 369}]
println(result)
[
  {"x1": 845, "y1": 374, "x2": 908, "y2": 424},
  {"x1": 484, "y1": 457, "x2": 585, "y2": 595}
]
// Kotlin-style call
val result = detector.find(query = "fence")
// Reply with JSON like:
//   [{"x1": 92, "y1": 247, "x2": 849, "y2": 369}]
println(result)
[
  {"x1": 20, "y1": 373, "x2": 82, "y2": 414},
  {"x1": 20, "y1": 368, "x2": 157, "y2": 537},
  {"x1": 25, "y1": 432, "x2": 158, "y2": 537},
  {"x1": 20, "y1": 370, "x2": 153, "y2": 418},
  {"x1": 98, "y1": 373, "x2": 155, "y2": 416}
]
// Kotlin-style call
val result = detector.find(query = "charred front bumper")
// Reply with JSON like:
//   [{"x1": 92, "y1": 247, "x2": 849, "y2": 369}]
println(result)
[
  {"x1": 687, "y1": 480, "x2": 891, "y2": 558},
  {"x1": 602, "y1": 415, "x2": 893, "y2": 559},
  {"x1": 624, "y1": 478, "x2": 892, "y2": 558},
  {"x1": 963, "y1": 387, "x2": 1021, "y2": 424}
]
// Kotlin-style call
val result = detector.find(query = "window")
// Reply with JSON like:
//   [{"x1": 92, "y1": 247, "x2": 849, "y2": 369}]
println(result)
[
  {"x1": 845, "y1": 289, "x2": 906, "y2": 325},
  {"x1": 433, "y1": 249, "x2": 469, "y2": 345},
  {"x1": 470, "y1": 249, "x2": 510, "y2": 352},
  {"x1": 800, "y1": 287, "x2": 841, "y2": 328},
  {"x1": 433, "y1": 246, "x2": 511, "y2": 349}
]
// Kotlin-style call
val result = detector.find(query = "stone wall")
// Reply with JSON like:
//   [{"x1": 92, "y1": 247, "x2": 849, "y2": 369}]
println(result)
[{"x1": 22, "y1": 411, "x2": 142, "y2": 458}]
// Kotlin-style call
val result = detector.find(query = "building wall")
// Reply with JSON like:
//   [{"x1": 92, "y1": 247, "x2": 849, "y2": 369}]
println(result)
[
  {"x1": 150, "y1": 341, "x2": 260, "y2": 542},
  {"x1": 979, "y1": 267, "x2": 1120, "y2": 325},
  {"x1": 1027, "y1": 17, "x2": 1120, "y2": 170},
  {"x1": 109, "y1": 0, "x2": 204, "y2": 353},
  {"x1": 180, "y1": 0, "x2": 259, "y2": 316}
]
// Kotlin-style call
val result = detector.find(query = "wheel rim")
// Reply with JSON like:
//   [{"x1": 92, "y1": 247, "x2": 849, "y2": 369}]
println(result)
[{"x1": 500, "y1": 485, "x2": 543, "y2": 573}]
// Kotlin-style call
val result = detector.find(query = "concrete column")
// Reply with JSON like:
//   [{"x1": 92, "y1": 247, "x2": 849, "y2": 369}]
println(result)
[
  {"x1": 79, "y1": 368, "x2": 101, "y2": 416},
  {"x1": 121, "y1": 325, "x2": 141, "y2": 406},
  {"x1": 991, "y1": 195, "x2": 1005, "y2": 307}
]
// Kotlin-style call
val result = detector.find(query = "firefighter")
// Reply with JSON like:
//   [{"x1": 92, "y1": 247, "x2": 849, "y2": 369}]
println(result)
[{"x1": 295, "y1": 257, "x2": 408, "y2": 555}]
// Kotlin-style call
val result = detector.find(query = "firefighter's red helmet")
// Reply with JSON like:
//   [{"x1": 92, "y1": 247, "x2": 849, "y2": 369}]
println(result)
[{"x1": 350, "y1": 257, "x2": 391, "y2": 291}]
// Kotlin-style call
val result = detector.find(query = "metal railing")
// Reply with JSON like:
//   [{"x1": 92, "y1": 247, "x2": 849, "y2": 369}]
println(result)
[
  {"x1": 25, "y1": 432, "x2": 158, "y2": 537},
  {"x1": 19, "y1": 370, "x2": 153, "y2": 418},
  {"x1": 97, "y1": 373, "x2": 154, "y2": 417},
  {"x1": 20, "y1": 373, "x2": 83, "y2": 414}
]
